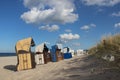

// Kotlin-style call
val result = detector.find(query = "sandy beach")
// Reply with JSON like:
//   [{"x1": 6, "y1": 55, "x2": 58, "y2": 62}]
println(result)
[{"x1": 0, "y1": 55, "x2": 120, "y2": 80}]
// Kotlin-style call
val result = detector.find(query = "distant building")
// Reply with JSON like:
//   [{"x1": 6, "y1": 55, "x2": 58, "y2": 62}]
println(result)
[{"x1": 76, "y1": 49, "x2": 84, "y2": 56}]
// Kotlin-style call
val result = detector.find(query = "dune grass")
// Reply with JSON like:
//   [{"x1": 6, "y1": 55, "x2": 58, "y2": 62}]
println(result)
[{"x1": 88, "y1": 33, "x2": 120, "y2": 69}]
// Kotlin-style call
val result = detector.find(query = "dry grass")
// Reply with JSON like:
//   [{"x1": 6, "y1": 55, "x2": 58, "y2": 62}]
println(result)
[{"x1": 88, "y1": 33, "x2": 120, "y2": 68}]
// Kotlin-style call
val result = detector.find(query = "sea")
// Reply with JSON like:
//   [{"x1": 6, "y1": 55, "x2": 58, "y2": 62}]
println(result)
[{"x1": 0, "y1": 53, "x2": 16, "y2": 57}]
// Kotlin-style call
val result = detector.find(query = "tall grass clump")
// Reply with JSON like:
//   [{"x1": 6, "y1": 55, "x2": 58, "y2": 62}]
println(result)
[{"x1": 88, "y1": 33, "x2": 120, "y2": 68}]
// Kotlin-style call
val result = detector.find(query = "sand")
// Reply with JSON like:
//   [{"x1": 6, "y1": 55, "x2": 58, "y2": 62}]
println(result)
[{"x1": 0, "y1": 55, "x2": 120, "y2": 80}]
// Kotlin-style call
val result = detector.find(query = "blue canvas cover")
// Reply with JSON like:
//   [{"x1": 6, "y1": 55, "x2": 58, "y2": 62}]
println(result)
[
  {"x1": 50, "y1": 45, "x2": 57, "y2": 62},
  {"x1": 63, "y1": 52, "x2": 72, "y2": 59}
]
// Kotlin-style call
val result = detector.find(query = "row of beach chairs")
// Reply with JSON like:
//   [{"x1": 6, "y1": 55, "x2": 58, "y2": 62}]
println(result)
[{"x1": 15, "y1": 37, "x2": 72, "y2": 71}]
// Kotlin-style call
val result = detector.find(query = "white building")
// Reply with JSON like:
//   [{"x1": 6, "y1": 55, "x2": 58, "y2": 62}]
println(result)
[{"x1": 76, "y1": 49, "x2": 84, "y2": 56}]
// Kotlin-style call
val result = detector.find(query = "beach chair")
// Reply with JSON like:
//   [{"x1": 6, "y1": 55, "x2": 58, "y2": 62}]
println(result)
[
  {"x1": 50, "y1": 44, "x2": 64, "y2": 62},
  {"x1": 35, "y1": 43, "x2": 50, "y2": 64},
  {"x1": 15, "y1": 37, "x2": 36, "y2": 71}
]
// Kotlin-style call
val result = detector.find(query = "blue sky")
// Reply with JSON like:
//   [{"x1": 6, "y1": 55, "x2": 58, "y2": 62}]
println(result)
[{"x1": 0, "y1": 0, "x2": 120, "y2": 53}]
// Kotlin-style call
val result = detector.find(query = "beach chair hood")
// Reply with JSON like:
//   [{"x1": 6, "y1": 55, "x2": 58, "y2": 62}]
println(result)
[
  {"x1": 35, "y1": 43, "x2": 45, "y2": 52},
  {"x1": 15, "y1": 37, "x2": 35, "y2": 53},
  {"x1": 56, "y1": 44, "x2": 62, "y2": 49}
]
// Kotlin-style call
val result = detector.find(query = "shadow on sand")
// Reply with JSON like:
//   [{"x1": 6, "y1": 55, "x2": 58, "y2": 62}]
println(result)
[
  {"x1": 4, "y1": 65, "x2": 17, "y2": 71},
  {"x1": 53, "y1": 55, "x2": 120, "y2": 80}
]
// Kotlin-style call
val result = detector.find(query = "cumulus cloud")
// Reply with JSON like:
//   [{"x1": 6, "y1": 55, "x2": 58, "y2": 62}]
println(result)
[
  {"x1": 97, "y1": 8, "x2": 104, "y2": 12},
  {"x1": 57, "y1": 39, "x2": 68, "y2": 44},
  {"x1": 112, "y1": 11, "x2": 120, "y2": 17},
  {"x1": 65, "y1": 29, "x2": 72, "y2": 32},
  {"x1": 21, "y1": 0, "x2": 78, "y2": 24},
  {"x1": 57, "y1": 33, "x2": 80, "y2": 44},
  {"x1": 72, "y1": 42, "x2": 80, "y2": 46},
  {"x1": 39, "y1": 25, "x2": 59, "y2": 32},
  {"x1": 80, "y1": 25, "x2": 90, "y2": 30},
  {"x1": 59, "y1": 33, "x2": 80, "y2": 40},
  {"x1": 114, "y1": 22, "x2": 120, "y2": 28},
  {"x1": 80, "y1": 23, "x2": 96, "y2": 30},
  {"x1": 90, "y1": 23, "x2": 96, "y2": 27},
  {"x1": 44, "y1": 42, "x2": 50, "y2": 45},
  {"x1": 81, "y1": 0, "x2": 120, "y2": 6}
]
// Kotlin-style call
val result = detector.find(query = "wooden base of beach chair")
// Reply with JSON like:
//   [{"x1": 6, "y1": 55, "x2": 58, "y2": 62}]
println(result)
[{"x1": 17, "y1": 53, "x2": 35, "y2": 71}]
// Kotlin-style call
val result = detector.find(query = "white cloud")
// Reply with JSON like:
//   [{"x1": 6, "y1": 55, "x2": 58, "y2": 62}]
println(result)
[
  {"x1": 57, "y1": 39, "x2": 68, "y2": 44},
  {"x1": 90, "y1": 23, "x2": 96, "y2": 27},
  {"x1": 39, "y1": 25, "x2": 59, "y2": 32},
  {"x1": 97, "y1": 8, "x2": 104, "y2": 12},
  {"x1": 72, "y1": 42, "x2": 80, "y2": 46},
  {"x1": 65, "y1": 29, "x2": 72, "y2": 32},
  {"x1": 80, "y1": 25, "x2": 90, "y2": 30},
  {"x1": 81, "y1": 0, "x2": 120, "y2": 6},
  {"x1": 80, "y1": 23, "x2": 96, "y2": 30},
  {"x1": 112, "y1": 11, "x2": 120, "y2": 17},
  {"x1": 44, "y1": 42, "x2": 50, "y2": 45},
  {"x1": 57, "y1": 33, "x2": 80, "y2": 44},
  {"x1": 21, "y1": 0, "x2": 78, "y2": 24},
  {"x1": 59, "y1": 33, "x2": 80, "y2": 40},
  {"x1": 114, "y1": 22, "x2": 120, "y2": 28}
]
